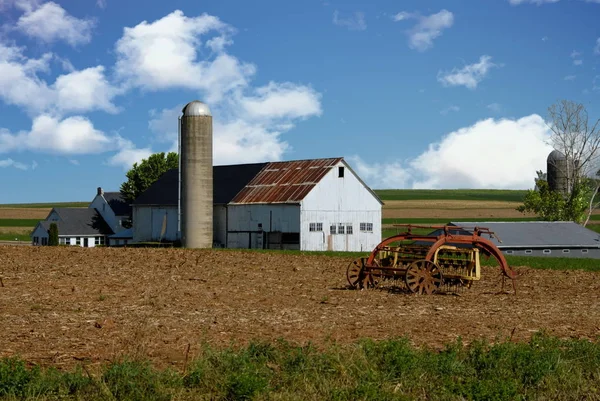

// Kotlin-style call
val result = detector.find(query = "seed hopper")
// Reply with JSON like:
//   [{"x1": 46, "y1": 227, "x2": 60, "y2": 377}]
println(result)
[{"x1": 346, "y1": 224, "x2": 518, "y2": 295}]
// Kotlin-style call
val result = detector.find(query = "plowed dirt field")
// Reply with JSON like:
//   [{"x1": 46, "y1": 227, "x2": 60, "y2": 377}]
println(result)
[{"x1": 1, "y1": 246, "x2": 599, "y2": 370}]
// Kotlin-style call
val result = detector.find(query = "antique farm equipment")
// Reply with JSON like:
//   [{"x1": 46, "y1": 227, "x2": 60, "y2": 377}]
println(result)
[{"x1": 346, "y1": 224, "x2": 518, "y2": 295}]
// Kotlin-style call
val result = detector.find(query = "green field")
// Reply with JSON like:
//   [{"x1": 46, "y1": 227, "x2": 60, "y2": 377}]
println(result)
[
  {"x1": 0, "y1": 218, "x2": 43, "y2": 227},
  {"x1": 374, "y1": 189, "x2": 529, "y2": 202},
  {"x1": 1, "y1": 332, "x2": 598, "y2": 401}
]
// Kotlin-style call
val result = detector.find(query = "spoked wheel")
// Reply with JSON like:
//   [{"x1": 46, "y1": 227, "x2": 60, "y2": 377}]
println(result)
[
  {"x1": 405, "y1": 260, "x2": 443, "y2": 295},
  {"x1": 346, "y1": 258, "x2": 377, "y2": 289}
]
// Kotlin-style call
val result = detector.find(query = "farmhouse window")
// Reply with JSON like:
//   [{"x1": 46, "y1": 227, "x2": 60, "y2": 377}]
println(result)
[
  {"x1": 330, "y1": 225, "x2": 336, "y2": 235},
  {"x1": 33, "y1": 236, "x2": 39, "y2": 244},
  {"x1": 76, "y1": 237, "x2": 81, "y2": 245},
  {"x1": 59, "y1": 238, "x2": 66, "y2": 245},
  {"x1": 346, "y1": 224, "x2": 353, "y2": 234},
  {"x1": 41, "y1": 237, "x2": 48, "y2": 245},
  {"x1": 360, "y1": 223, "x2": 373, "y2": 233}
]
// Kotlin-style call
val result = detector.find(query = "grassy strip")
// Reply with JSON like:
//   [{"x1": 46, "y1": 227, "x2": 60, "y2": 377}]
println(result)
[
  {"x1": 0, "y1": 333, "x2": 599, "y2": 400},
  {"x1": 374, "y1": 189, "x2": 529, "y2": 202},
  {"x1": 0, "y1": 219, "x2": 42, "y2": 227},
  {"x1": 0, "y1": 233, "x2": 30, "y2": 241},
  {"x1": 0, "y1": 202, "x2": 88, "y2": 209}
]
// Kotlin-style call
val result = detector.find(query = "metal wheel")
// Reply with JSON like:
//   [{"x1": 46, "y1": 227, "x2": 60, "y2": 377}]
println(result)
[
  {"x1": 405, "y1": 260, "x2": 443, "y2": 295},
  {"x1": 346, "y1": 258, "x2": 377, "y2": 289}
]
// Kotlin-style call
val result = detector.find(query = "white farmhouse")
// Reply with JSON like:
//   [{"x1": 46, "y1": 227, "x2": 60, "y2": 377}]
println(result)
[{"x1": 132, "y1": 157, "x2": 383, "y2": 252}]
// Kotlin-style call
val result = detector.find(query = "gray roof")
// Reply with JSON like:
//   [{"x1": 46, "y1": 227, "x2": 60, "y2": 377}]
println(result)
[
  {"x1": 133, "y1": 163, "x2": 268, "y2": 206},
  {"x1": 38, "y1": 208, "x2": 113, "y2": 236},
  {"x1": 448, "y1": 221, "x2": 600, "y2": 249},
  {"x1": 102, "y1": 192, "x2": 131, "y2": 216}
]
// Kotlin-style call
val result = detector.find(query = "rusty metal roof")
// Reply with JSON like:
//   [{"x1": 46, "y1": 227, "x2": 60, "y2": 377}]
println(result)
[{"x1": 230, "y1": 157, "x2": 344, "y2": 204}]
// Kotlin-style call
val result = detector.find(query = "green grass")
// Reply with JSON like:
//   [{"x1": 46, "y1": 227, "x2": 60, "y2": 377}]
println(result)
[
  {"x1": 0, "y1": 233, "x2": 30, "y2": 241},
  {"x1": 374, "y1": 189, "x2": 529, "y2": 202},
  {"x1": 0, "y1": 219, "x2": 43, "y2": 227},
  {"x1": 0, "y1": 333, "x2": 598, "y2": 400},
  {"x1": 0, "y1": 202, "x2": 88, "y2": 208}
]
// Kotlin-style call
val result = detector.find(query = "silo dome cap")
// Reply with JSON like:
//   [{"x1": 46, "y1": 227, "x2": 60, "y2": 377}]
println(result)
[
  {"x1": 182, "y1": 100, "x2": 211, "y2": 117},
  {"x1": 547, "y1": 149, "x2": 566, "y2": 162}
]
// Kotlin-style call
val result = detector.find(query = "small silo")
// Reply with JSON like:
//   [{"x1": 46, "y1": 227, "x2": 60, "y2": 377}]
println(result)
[
  {"x1": 547, "y1": 149, "x2": 570, "y2": 195},
  {"x1": 179, "y1": 100, "x2": 213, "y2": 248}
]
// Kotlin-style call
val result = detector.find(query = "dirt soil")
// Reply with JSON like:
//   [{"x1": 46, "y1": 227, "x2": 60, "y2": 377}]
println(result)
[{"x1": 1, "y1": 246, "x2": 599, "y2": 371}]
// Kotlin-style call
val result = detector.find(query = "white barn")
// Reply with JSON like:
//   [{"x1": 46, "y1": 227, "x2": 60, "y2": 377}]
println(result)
[{"x1": 132, "y1": 157, "x2": 383, "y2": 252}]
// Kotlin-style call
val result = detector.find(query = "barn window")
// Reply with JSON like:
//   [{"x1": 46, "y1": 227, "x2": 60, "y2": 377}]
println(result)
[
  {"x1": 543, "y1": 249, "x2": 551, "y2": 254},
  {"x1": 346, "y1": 224, "x2": 353, "y2": 235},
  {"x1": 581, "y1": 249, "x2": 588, "y2": 254},
  {"x1": 330, "y1": 225, "x2": 337, "y2": 235},
  {"x1": 360, "y1": 223, "x2": 373, "y2": 233},
  {"x1": 338, "y1": 166, "x2": 344, "y2": 177},
  {"x1": 309, "y1": 222, "x2": 323, "y2": 232},
  {"x1": 505, "y1": 250, "x2": 513, "y2": 254},
  {"x1": 338, "y1": 223, "x2": 345, "y2": 235},
  {"x1": 525, "y1": 249, "x2": 532, "y2": 254},
  {"x1": 562, "y1": 249, "x2": 570, "y2": 254}
]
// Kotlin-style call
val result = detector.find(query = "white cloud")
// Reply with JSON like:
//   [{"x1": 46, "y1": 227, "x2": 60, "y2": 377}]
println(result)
[
  {"x1": 440, "y1": 105, "x2": 460, "y2": 115},
  {"x1": 393, "y1": 9, "x2": 454, "y2": 52},
  {"x1": 68, "y1": 159, "x2": 79, "y2": 165},
  {"x1": 239, "y1": 82, "x2": 322, "y2": 121},
  {"x1": 437, "y1": 55, "x2": 499, "y2": 89},
  {"x1": 0, "y1": 158, "x2": 29, "y2": 170},
  {"x1": 594, "y1": 38, "x2": 600, "y2": 55},
  {"x1": 508, "y1": 0, "x2": 560, "y2": 5},
  {"x1": 106, "y1": 138, "x2": 152, "y2": 170},
  {"x1": 332, "y1": 10, "x2": 367, "y2": 31},
  {"x1": 573, "y1": 59, "x2": 583, "y2": 66},
  {"x1": 114, "y1": 10, "x2": 255, "y2": 103},
  {"x1": 564, "y1": 75, "x2": 576, "y2": 80},
  {"x1": 0, "y1": 44, "x2": 120, "y2": 115},
  {"x1": 350, "y1": 114, "x2": 554, "y2": 190},
  {"x1": 96, "y1": 0, "x2": 106, "y2": 9},
  {"x1": 15, "y1": 1, "x2": 96, "y2": 46},
  {"x1": 53, "y1": 66, "x2": 121, "y2": 114},
  {"x1": 0, "y1": 115, "x2": 113, "y2": 154}
]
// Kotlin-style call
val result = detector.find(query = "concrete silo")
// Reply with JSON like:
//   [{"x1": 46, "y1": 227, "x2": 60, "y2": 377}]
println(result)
[
  {"x1": 546, "y1": 150, "x2": 571, "y2": 195},
  {"x1": 179, "y1": 100, "x2": 213, "y2": 248}
]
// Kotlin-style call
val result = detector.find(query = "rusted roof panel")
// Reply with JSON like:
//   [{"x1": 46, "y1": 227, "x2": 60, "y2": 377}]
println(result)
[{"x1": 230, "y1": 157, "x2": 343, "y2": 204}]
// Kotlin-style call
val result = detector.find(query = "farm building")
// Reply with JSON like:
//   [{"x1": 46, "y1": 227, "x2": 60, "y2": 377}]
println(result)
[
  {"x1": 430, "y1": 221, "x2": 600, "y2": 259},
  {"x1": 30, "y1": 189, "x2": 132, "y2": 247},
  {"x1": 132, "y1": 157, "x2": 383, "y2": 252}
]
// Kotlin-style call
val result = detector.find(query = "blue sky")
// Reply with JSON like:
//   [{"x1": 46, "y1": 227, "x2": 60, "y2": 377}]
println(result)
[{"x1": 0, "y1": 0, "x2": 599, "y2": 203}]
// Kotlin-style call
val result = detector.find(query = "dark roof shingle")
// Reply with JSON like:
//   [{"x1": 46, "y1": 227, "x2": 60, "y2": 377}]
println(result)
[
  {"x1": 39, "y1": 208, "x2": 113, "y2": 236},
  {"x1": 133, "y1": 162, "x2": 268, "y2": 206},
  {"x1": 102, "y1": 192, "x2": 131, "y2": 216},
  {"x1": 449, "y1": 221, "x2": 600, "y2": 248}
]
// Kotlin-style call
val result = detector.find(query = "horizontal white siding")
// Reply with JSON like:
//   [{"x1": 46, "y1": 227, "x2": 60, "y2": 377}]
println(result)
[
  {"x1": 227, "y1": 205, "x2": 300, "y2": 233},
  {"x1": 226, "y1": 204, "x2": 300, "y2": 249},
  {"x1": 301, "y1": 161, "x2": 382, "y2": 252},
  {"x1": 132, "y1": 206, "x2": 179, "y2": 242},
  {"x1": 300, "y1": 210, "x2": 381, "y2": 252}
]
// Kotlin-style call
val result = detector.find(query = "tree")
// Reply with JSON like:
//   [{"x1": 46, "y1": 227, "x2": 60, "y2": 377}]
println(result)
[
  {"x1": 120, "y1": 152, "x2": 179, "y2": 204},
  {"x1": 517, "y1": 100, "x2": 600, "y2": 225},
  {"x1": 120, "y1": 152, "x2": 179, "y2": 228},
  {"x1": 48, "y1": 223, "x2": 59, "y2": 246}
]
